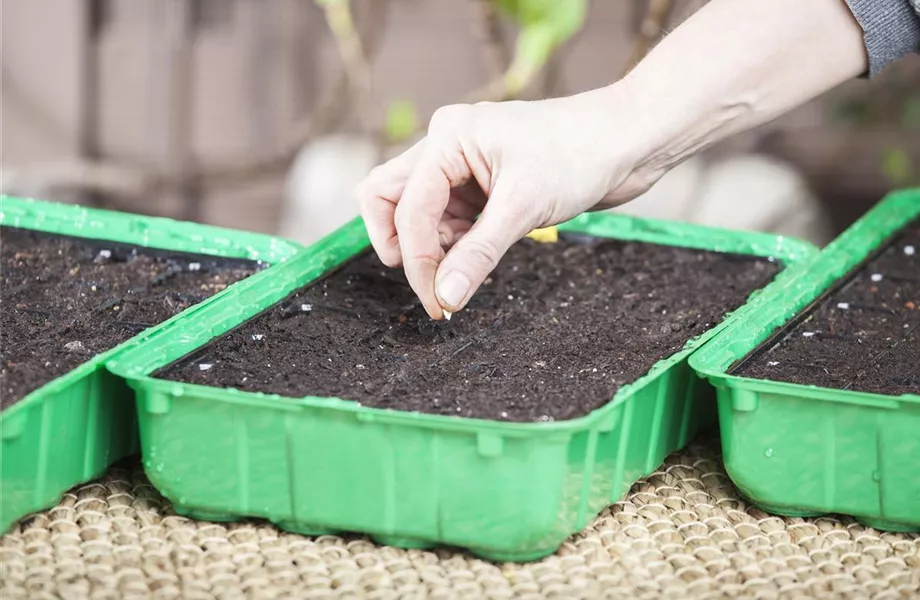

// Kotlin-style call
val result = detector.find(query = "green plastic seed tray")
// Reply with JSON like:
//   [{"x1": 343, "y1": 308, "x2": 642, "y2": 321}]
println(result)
[
  {"x1": 0, "y1": 195, "x2": 302, "y2": 532},
  {"x1": 109, "y1": 214, "x2": 816, "y2": 562},
  {"x1": 690, "y1": 188, "x2": 920, "y2": 532}
]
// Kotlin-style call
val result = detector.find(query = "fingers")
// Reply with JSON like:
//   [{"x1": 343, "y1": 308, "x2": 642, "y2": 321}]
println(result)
[
  {"x1": 357, "y1": 141, "x2": 425, "y2": 267},
  {"x1": 394, "y1": 150, "x2": 459, "y2": 319},
  {"x1": 437, "y1": 217, "x2": 473, "y2": 248},
  {"x1": 434, "y1": 180, "x2": 532, "y2": 312}
]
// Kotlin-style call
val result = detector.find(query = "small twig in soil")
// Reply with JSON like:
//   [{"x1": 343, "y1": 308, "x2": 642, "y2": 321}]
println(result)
[
  {"x1": 819, "y1": 333, "x2": 865, "y2": 344},
  {"x1": 93, "y1": 296, "x2": 125, "y2": 314},
  {"x1": 780, "y1": 360, "x2": 836, "y2": 372},
  {"x1": 114, "y1": 321, "x2": 156, "y2": 332},
  {"x1": 884, "y1": 274, "x2": 920, "y2": 285},
  {"x1": 841, "y1": 302, "x2": 899, "y2": 315},
  {"x1": 166, "y1": 291, "x2": 208, "y2": 304},
  {"x1": 279, "y1": 302, "x2": 315, "y2": 319},
  {"x1": 312, "y1": 303, "x2": 361, "y2": 318},
  {"x1": 450, "y1": 340, "x2": 476, "y2": 359},
  {"x1": 429, "y1": 339, "x2": 477, "y2": 368},
  {"x1": 149, "y1": 264, "x2": 184, "y2": 287}
]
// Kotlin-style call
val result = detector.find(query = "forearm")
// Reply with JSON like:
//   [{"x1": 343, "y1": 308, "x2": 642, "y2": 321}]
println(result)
[{"x1": 614, "y1": 0, "x2": 868, "y2": 180}]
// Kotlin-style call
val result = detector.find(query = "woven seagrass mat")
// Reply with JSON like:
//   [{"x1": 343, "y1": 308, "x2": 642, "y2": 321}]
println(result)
[{"x1": 1, "y1": 435, "x2": 917, "y2": 600}]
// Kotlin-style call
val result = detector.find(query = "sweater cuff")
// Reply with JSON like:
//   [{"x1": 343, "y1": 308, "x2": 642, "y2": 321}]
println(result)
[{"x1": 845, "y1": 0, "x2": 920, "y2": 77}]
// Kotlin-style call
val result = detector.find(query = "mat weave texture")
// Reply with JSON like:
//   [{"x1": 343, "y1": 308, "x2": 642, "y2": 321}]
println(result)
[{"x1": 2, "y1": 437, "x2": 917, "y2": 600}]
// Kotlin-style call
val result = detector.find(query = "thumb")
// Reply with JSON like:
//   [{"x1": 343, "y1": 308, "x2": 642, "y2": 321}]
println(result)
[{"x1": 434, "y1": 186, "x2": 533, "y2": 312}]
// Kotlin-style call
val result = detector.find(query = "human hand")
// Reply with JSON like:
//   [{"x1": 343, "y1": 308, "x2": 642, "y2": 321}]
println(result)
[
  {"x1": 358, "y1": 0, "x2": 866, "y2": 321},
  {"x1": 357, "y1": 87, "x2": 657, "y2": 320}
]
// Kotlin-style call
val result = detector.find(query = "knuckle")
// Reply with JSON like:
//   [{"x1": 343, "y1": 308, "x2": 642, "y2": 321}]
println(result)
[
  {"x1": 458, "y1": 235, "x2": 501, "y2": 273},
  {"x1": 365, "y1": 164, "x2": 388, "y2": 184},
  {"x1": 428, "y1": 104, "x2": 471, "y2": 134},
  {"x1": 393, "y1": 202, "x2": 408, "y2": 229}
]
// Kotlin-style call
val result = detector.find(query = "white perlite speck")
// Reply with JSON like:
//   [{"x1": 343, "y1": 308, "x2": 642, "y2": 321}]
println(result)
[
  {"x1": 871, "y1": 273, "x2": 883, "y2": 282},
  {"x1": 251, "y1": 334, "x2": 264, "y2": 341},
  {"x1": 188, "y1": 262, "x2": 201, "y2": 271},
  {"x1": 301, "y1": 304, "x2": 313, "y2": 312},
  {"x1": 802, "y1": 332, "x2": 816, "y2": 337},
  {"x1": 837, "y1": 302, "x2": 850, "y2": 310},
  {"x1": 198, "y1": 363, "x2": 213, "y2": 371},
  {"x1": 63, "y1": 341, "x2": 86, "y2": 353},
  {"x1": 767, "y1": 361, "x2": 780, "y2": 366},
  {"x1": 905, "y1": 245, "x2": 916, "y2": 256}
]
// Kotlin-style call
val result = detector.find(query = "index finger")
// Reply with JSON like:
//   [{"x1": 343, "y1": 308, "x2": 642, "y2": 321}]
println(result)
[
  {"x1": 357, "y1": 140, "x2": 425, "y2": 267},
  {"x1": 394, "y1": 148, "x2": 465, "y2": 320}
]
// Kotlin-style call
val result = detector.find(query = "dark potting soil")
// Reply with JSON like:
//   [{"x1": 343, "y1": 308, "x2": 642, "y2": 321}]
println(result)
[
  {"x1": 157, "y1": 236, "x2": 781, "y2": 422},
  {"x1": 734, "y1": 217, "x2": 920, "y2": 396},
  {"x1": 0, "y1": 227, "x2": 259, "y2": 408}
]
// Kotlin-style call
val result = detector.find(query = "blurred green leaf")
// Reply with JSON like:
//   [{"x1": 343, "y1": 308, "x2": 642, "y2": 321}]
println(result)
[
  {"x1": 832, "y1": 97, "x2": 872, "y2": 126},
  {"x1": 901, "y1": 96, "x2": 920, "y2": 129},
  {"x1": 881, "y1": 147, "x2": 913, "y2": 184},
  {"x1": 385, "y1": 100, "x2": 419, "y2": 143},
  {"x1": 494, "y1": 0, "x2": 587, "y2": 94}
]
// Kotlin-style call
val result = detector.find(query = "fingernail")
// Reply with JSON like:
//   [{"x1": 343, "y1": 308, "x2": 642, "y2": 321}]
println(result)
[{"x1": 437, "y1": 270, "x2": 470, "y2": 309}]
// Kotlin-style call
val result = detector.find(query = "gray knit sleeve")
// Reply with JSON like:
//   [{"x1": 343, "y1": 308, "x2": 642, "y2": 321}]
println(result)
[{"x1": 845, "y1": 0, "x2": 920, "y2": 76}]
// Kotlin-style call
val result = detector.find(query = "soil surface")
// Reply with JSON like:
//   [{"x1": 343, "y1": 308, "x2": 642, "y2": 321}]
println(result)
[
  {"x1": 735, "y1": 218, "x2": 919, "y2": 396},
  {"x1": 1, "y1": 227, "x2": 259, "y2": 408},
  {"x1": 158, "y1": 236, "x2": 781, "y2": 422}
]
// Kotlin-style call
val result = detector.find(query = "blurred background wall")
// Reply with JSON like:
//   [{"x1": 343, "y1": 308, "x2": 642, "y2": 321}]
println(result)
[{"x1": 2, "y1": 0, "x2": 918, "y2": 246}]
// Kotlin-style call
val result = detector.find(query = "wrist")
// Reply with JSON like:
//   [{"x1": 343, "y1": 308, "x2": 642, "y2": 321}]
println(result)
[
  {"x1": 566, "y1": 83, "x2": 668, "y2": 192},
  {"x1": 583, "y1": 80, "x2": 694, "y2": 196}
]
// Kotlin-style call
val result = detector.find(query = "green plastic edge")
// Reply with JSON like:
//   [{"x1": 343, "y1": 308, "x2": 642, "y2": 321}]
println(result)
[
  {"x1": 0, "y1": 194, "x2": 303, "y2": 532},
  {"x1": 112, "y1": 212, "x2": 818, "y2": 434},
  {"x1": 688, "y1": 187, "x2": 920, "y2": 530},
  {"x1": 108, "y1": 212, "x2": 816, "y2": 561}
]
